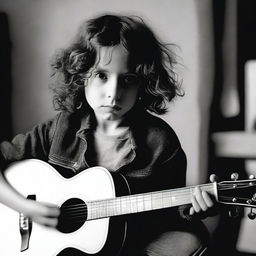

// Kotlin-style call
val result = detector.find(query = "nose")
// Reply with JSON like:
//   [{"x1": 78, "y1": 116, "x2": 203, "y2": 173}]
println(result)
[{"x1": 107, "y1": 77, "x2": 121, "y2": 101}]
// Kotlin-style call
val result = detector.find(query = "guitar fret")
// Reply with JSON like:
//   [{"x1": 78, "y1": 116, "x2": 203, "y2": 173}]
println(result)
[
  {"x1": 144, "y1": 194, "x2": 152, "y2": 211},
  {"x1": 130, "y1": 196, "x2": 138, "y2": 213},
  {"x1": 163, "y1": 191, "x2": 172, "y2": 208},
  {"x1": 121, "y1": 197, "x2": 129, "y2": 214},
  {"x1": 137, "y1": 195, "x2": 145, "y2": 212},
  {"x1": 151, "y1": 193, "x2": 163, "y2": 210},
  {"x1": 114, "y1": 197, "x2": 122, "y2": 216}
]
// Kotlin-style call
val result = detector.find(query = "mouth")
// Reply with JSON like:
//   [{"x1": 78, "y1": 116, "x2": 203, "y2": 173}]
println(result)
[{"x1": 101, "y1": 105, "x2": 122, "y2": 111}]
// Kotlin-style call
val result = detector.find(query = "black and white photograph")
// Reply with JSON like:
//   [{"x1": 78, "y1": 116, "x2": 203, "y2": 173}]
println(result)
[{"x1": 0, "y1": 0, "x2": 256, "y2": 255}]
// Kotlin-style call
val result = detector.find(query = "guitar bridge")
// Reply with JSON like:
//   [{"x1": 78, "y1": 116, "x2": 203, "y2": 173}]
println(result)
[{"x1": 19, "y1": 194, "x2": 35, "y2": 252}]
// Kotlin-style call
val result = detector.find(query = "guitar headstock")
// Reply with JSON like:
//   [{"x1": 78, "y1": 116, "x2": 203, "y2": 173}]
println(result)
[{"x1": 217, "y1": 173, "x2": 256, "y2": 218}]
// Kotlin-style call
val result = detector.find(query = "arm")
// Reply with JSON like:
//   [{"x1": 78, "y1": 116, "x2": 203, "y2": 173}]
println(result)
[
  {"x1": 0, "y1": 168, "x2": 59, "y2": 227},
  {"x1": 158, "y1": 144, "x2": 216, "y2": 222},
  {"x1": 0, "y1": 115, "x2": 61, "y2": 227}
]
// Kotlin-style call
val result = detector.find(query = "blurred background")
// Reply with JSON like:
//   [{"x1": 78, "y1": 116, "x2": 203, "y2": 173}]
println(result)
[{"x1": 0, "y1": 0, "x2": 256, "y2": 255}]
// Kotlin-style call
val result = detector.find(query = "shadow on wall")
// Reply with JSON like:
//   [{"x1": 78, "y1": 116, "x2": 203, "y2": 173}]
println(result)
[{"x1": 0, "y1": 12, "x2": 12, "y2": 141}]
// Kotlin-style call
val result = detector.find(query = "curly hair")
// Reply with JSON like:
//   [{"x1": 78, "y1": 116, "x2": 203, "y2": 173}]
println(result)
[{"x1": 50, "y1": 14, "x2": 183, "y2": 114}]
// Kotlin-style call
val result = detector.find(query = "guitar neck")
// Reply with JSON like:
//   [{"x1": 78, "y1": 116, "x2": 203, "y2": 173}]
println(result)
[{"x1": 87, "y1": 183, "x2": 217, "y2": 220}]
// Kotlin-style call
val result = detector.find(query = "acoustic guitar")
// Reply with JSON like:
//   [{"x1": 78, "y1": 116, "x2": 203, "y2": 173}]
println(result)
[{"x1": 0, "y1": 159, "x2": 255, "y2": 255}]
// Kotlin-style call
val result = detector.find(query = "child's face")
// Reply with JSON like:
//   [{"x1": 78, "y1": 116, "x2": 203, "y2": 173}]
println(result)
[{"x1": 84, "y1": 45, "x2": 141, "y2": 122}]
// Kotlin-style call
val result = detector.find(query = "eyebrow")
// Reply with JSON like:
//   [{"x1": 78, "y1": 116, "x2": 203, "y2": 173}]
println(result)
[
  {"x1": 93, "y1": 67, "x2": 109, "y2": 73},
  {"x1": 93, "y1": 67, "x2": 136, "y2": 76}
]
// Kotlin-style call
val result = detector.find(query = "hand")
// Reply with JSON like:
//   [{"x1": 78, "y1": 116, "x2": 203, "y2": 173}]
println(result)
[
  {"x1": 0, "y1": 172, "x2": 60, "y2": 228},
  {"x1": 22, "y1": 199, "x2": 60, "y2": 228},
  {"x1": 189, "y1": 187, "x2": 214, "y2": 215},
  {"x1": 189, "y1": 174, "x2": 218, "y2": 216}
]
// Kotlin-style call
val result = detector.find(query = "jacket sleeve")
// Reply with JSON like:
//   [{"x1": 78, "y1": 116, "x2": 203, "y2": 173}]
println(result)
[
  {"x1": 0, "y1": 114, "x2": 60, "y2": 170},
  {"x1": 153, "y1": 145, "x2": 210, "y2": 241},
  {"x1": 157, "y1": 145, "x2": 187, "y2": 190}
]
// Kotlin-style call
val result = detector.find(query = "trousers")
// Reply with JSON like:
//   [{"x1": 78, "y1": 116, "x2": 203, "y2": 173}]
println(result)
[{"x1": 141, "y1": 230, "x2": 208, "y2": 256}]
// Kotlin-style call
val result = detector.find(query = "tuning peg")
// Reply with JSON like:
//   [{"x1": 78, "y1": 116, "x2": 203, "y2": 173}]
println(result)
[
  {"x1": 249, "y1": 174, "x2": 255, "y2": 180},
  {"x1": 228, "y1": 206, "x2": 240, "y2": 218},
  {"x1": 248, "y1": 208, "x2": 256, "y2": 220},
  {"x1": 231, "y1": 173, "x2": 239, "y2": 181},
  {"x1": 209, "y1": 174, "x2": 219, "y2": 183}
]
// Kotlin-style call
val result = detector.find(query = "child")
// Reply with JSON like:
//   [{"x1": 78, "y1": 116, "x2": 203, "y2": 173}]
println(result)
[{"x1": 0, "y1": 14, "x2": 214, "y2": 255}]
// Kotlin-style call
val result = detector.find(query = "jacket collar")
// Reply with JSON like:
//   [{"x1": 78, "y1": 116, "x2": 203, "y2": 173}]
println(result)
[
  {"x1": 76, "y1": 110, "x2": 96, "y2": 138},
  {"x1": 75, "y1": 109, "x2": 140, "y2": 150}
]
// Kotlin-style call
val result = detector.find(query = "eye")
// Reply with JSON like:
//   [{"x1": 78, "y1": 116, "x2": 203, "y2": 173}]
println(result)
[
  {"x1": 95, "y1": 72, "x2": 107, "y2": 81},
  {"x1": 122, "y1": 74, "x2": 140, "y2": 86}
]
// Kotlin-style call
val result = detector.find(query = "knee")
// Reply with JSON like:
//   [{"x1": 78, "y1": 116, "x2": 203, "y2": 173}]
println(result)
[
  {"x1": 144, "y1": 231, "x2": 205, "y2": 256},
  {"x1": 177, "y1": 232, "x2": 203, "y2": 256}
]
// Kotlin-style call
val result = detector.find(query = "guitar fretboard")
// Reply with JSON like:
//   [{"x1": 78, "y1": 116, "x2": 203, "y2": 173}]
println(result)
[{"x1": 87, "y1": 183, "x2": 217, "y2": 220}]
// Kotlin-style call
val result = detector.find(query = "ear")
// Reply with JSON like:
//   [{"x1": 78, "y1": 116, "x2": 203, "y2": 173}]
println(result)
[{"x1": 76, "y1": 102, "x2": 83, "y2": 110}]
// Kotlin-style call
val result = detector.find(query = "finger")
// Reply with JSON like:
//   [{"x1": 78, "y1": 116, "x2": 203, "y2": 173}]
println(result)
[
  {"x1": 189, "y1": 206, "x2": 195, "y2": 215},
  {"x1": 194, "y1": 187, "x2": 208, "y2": 212},
  {"x1": 44, "y1": 204, "x2": 60, "y2": 217},
  {"x1": 210, "y1": 174, "x2": 219, "y2": 183},
  {"x1": 32, "y1": 216, "x2": 59, "y2": 228},
  {"x1": 191, "y1": 193, "x2": 201, "y2": 213},
  {"x1": 202, "y1": 191, "x2": 214, "y2": 208},
  {"x1": 25, "y1": 201, "x2": 60, "y2": 218}
]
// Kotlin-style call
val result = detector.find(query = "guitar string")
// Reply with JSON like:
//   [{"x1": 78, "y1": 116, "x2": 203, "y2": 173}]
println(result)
[
  {"x1": 59, "y1": 192, "x2": 194, "y2": 219},
  {"x1": 63, "y1": 201, "x2": 253, "y2": 220},
  {"x1": 58, "y1": 183, "x2": 253, "y2": 219},
  {"x1": 61, "y1": 183, "x2": 216, "y2": 210},
  {"x1": 57, "y1": 195, "x2": 242, "y2": 223},
  {"x1": 60, "y1": 189, "x2": 249, "y2": 214},
  {"x1": 61, "y1": 185, "x2": 215, "y2": 214},
  {"x1": 58, "y1": 185, "x2": 215, "y2": 220},
  {"x1": 61, "y1": 193, "x2": 196, "y2": 213},
  {"x1": 57, "y1": 194, "x2": 250, "y2": 221},
  {"x1": 59, "y1": 198, "x2": 250, "y2": 226},
  {"x1": 60, "y1": 181, "x2": 253, "y2": 213}
]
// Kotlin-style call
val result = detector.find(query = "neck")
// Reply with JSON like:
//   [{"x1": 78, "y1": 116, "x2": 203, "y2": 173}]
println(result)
[{"x1": 95, "y1": 118, "x2": 128, "y2": 136}]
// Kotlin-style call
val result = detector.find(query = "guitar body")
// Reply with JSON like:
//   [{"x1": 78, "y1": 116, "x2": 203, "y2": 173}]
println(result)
[{"x1": 0, "y1": 159, "x2": 128, "y2": 256}]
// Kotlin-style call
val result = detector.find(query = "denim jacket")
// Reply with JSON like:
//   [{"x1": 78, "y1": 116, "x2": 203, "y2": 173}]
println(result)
[
  {"x1": 0, "y1": 109, "x2": 187, "y2": 190},
  {"x1": 0, "y1": 109, "x2": 192, "y2": 231}
]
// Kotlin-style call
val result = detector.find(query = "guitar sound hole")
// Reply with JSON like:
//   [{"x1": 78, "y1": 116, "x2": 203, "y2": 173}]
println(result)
[{"x1": 57, "y1": 198, "x2": 87, "y2": 233}]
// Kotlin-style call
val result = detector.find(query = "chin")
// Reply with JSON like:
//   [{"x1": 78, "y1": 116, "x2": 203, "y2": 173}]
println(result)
[{"x1": 101, "y1": 113, "x2": 121, "y2": 121}]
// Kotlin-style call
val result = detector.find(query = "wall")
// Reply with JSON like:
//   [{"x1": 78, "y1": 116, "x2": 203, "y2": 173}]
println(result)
[{"x1": 0, "y1": 0, "x2": 213, "y2": 185}]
